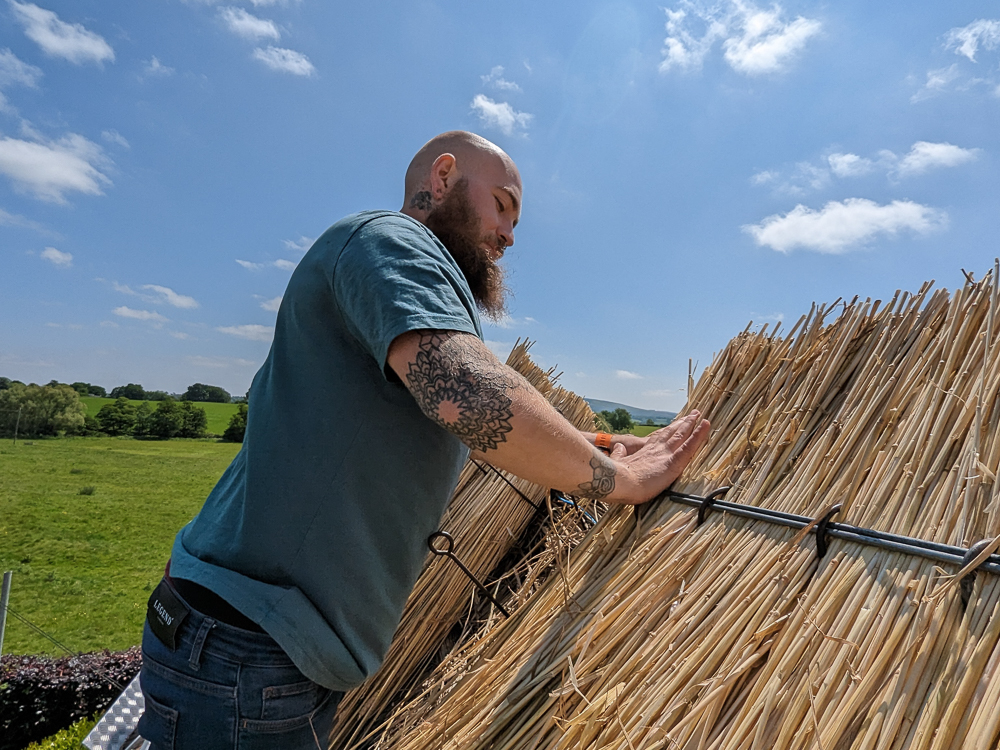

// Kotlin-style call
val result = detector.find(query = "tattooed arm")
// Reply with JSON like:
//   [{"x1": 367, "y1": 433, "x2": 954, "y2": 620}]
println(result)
[{"x1": 387, "y1": 329, "x2": 710, "y2": 505}]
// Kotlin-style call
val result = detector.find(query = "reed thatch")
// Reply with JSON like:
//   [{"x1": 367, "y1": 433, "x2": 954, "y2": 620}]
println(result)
[
  {"x1": 329, "y1": 340, "x2": 599, "y2": 749},
  {"x1": 349, "y1": 267, "x2": 1000, "y2": 750}
]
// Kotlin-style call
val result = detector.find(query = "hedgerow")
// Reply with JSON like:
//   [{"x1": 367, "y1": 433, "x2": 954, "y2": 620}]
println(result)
[{"x1": 0, "y1": 647, "x2": 141, "y2": 750}]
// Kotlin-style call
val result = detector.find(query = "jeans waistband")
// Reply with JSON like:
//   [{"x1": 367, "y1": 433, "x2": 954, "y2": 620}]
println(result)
[{"x1": 153, "y1": 576, "x2": 292, "y2": 664}]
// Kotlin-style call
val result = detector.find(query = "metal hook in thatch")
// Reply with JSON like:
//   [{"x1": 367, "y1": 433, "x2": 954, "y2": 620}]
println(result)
[
  {"x1": 814, "y1": 505, "x2": 842, "y2": 560},
  {"x1": 427, "y1": 531, "x2": 510, "y2": 618},
  {"x1": 960, "y1": 539, "x2": 993, "y2": 610},
  {"x1": 471, "y1": 459, "x2": 541, "y2": 511},
  {"x1": 696, "y1": 486, "x2": 732, "y2": 526}
]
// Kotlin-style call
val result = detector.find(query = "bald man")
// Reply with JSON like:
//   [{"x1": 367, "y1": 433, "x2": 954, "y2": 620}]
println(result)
[{"x1": 137, "y1": 131, "x2": 709, "y2": 749}]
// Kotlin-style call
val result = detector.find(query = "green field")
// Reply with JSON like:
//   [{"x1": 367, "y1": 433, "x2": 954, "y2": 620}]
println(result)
[
  {"x1": 81, "y1": 396, "x2": 240, "y2": 436},
  {"x1": 631, "y1": 425, "x2": 661, "y2": 437},
  {"x1": 0, "y1": 437, "x2": 240, "y2": 655}
]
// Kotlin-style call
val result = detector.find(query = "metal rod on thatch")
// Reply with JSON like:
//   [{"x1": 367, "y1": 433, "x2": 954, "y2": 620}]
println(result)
[{"x1": 665, "y1": 489, "x2": 1000, "y2": 574}]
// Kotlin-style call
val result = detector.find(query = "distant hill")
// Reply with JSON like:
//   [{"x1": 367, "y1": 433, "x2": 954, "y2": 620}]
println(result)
[{"x1": 585, "y1": 399, "x2": 677, "y2": 425}]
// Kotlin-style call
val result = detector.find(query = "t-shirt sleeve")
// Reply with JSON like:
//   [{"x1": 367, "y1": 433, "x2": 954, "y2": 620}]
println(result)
[{"x1": 332, "y1": 219, "x2": 480, "y2": 374}]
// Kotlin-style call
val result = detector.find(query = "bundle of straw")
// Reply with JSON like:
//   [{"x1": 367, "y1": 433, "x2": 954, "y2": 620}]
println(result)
[
  {"x1": 329, "y1": 340, "x2": 598, "y2": 749},
  {"x1": 365, "y1": 267, "x2": 1000, "y2": 750}
]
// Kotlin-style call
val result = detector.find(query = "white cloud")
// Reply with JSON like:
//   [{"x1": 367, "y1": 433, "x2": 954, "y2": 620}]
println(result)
[
  {"x1": 142, "y1": 284, "x2": 199, "y2": 309},
  {"x1": 40, "y1": 246, "x2": 71, "y2": 267},
  {"x1": 911, "y1": 64, "x2": 962, "y2": 102},
  {"x1": 828, "y1": 152, "x2": 873, "y2": 178},
  {"x1": 142, "y1": 56, "x2": 174, "y2": 77},
  {"x1": 252, "y1": 46, "x2": 315, "y2": 76},
  {"x1": 615, "y1": 370, "x2": 643, "y2": 380},
  {"x1": 237, "y1": 256, "x2": 300, "y2": 271},
  {"x1": 101, "y1": 129, "x2": 130, "y2": 149},
  {"x1": 660, "y1": 0, "x2": 821, "y2": 76},
  {"x1": 660, "y1": 8, "x2": 728, "y2": 72},
  {"x1": 481, "y1": 65, "x2": 522, "y2": 93},
  {"x1": 0, "y1": 206, "x2": 46, "y2": 232},
  {"x1": 756, "y1": 141, "x2": 979, "y2": 194},
  {"x1": 744, "y1": 198, "x2": 947, "y2": 254},
  {"x1": 282, "y1": 235, "x2": 314, "y2": 253},
  {"x1": 9, "y1": 1, "x2": 114, "y2": 65},
  {"x1": 109, "y1": 281, "x2": 198, "y2": 309},
  {"x1": 219, "y1": 7, "x2": 280, "y2": 41},
  {"x1": 113, "y1": 306, "x2": 168, "y2": 322},
  {"x1": 0, "y1": 132, "x2": 111, "y2": 203},
  {"x1": 260, "y1": 295, "x2": 282, "y2": 312},
  {"x1": 946, "y1": 19, "x2": 1000, "y2": 62},
  {"x1": 170, "y1": 331, "x2": 191, "y2": 340},
  {"x1": 187, "y1": 355, "x2": 257, "y2": 368},
  {"x1": 217, "y1": 324, "x2": 274, "y2": 342},
  {"x1": 895, "y1": 141, "x2": 980, "y2": 177},
  {"x1": 0, "y1": 48, "x2": 42, "y2": 87},
  {"x1": 470, "y1": 94, "x2": 533, "y2": 136},
  {"x1": 723, "y1": 12, "x2": 821, "y2": 75}
]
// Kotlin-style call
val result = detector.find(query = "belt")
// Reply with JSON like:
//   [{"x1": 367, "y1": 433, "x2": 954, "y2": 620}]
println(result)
[{"x1": 164, "y1": 564, "x2": 264, "y2": 633}]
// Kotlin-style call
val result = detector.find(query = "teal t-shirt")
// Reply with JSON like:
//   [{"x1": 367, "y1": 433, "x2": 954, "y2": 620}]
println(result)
[{"x1": 169, "y1": 211, "x2": 482, "y2": 691}]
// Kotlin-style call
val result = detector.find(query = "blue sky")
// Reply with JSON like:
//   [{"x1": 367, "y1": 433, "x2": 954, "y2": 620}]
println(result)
[{"x1": 0, "y1": 1, "x2": 997, "y2": 411}]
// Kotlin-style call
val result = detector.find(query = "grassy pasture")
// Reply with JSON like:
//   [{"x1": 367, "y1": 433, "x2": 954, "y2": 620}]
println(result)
[
  {"x1": 631, "y1": 425, "x2": 661, "y2": 437},
  {"x1": 81, "y1": 396, "x2": 240, "y2": 436},
  {"x1": 0, "y1": 437, "x2": 239, "y2": 655}
]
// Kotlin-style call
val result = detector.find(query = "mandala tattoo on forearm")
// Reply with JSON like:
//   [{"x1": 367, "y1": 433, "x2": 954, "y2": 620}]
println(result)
[
  {"x1": 576, "y1": 455, "x2": 616, "y2": 500},
  {"x1": 406, "y1": 332, "x2": 515, "y2": 452},
  {"x1": 409, "y1": 191, "x2": 433, "y2": 211}
]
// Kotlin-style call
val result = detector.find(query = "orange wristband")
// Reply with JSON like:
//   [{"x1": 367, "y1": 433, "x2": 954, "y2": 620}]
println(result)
[{"x1": 595, "y1": 432, "x2": 613, "y2": 455}]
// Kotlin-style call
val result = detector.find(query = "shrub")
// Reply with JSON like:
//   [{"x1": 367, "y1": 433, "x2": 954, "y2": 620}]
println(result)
[
  {"x1": 182, "y1": 382, "x2": 232, "y2": 403},
  {"x1": 132, "y1": 401, "x2": 153, "y2": 438},
  {"x1": 223, "y1": 402, "x2": 248, "y2": 443},
  {"x1": 0, "y1": 647, "x2": 142, "y2": 750},
  {"x1": 0, "y1": 383, "x2": 87, "y2": 438},
  {"x1": 109, "y1": 384, "x2": 145, "y2": 401},
  {"x1": 95, "y1": 397, "x2": 136, "y2": 436},
  {"x1": 149, "y1": 398, "x2": 183, "y2": 439},
  {"x1": 178, "y1": 401, "x2": 208, "y2": 438},
  {"x1": 23, "y1": 713, "x2": 99, "y2": 750}
]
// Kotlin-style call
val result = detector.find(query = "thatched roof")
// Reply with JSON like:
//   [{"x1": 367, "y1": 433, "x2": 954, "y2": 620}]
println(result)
[{"x1": 339, "y1": 270, "x2": 1000, "y2": 750}]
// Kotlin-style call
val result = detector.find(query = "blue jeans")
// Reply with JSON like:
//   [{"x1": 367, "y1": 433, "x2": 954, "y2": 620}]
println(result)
[{"x1": 137, "y1": 588, "x2": 343, "y2": 750}]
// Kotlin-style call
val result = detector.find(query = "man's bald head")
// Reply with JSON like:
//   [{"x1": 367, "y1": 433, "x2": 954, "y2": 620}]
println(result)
[
  {"x1": 403, "y1": 131, "x2": 519, "y2": 207},
  {"x1": 399, "y1": 131, "x2": 522, "y2": 321}
]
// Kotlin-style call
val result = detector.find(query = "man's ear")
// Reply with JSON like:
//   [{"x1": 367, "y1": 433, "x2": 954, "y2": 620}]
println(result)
[{"x1": 430, "y1": 153, "x2": 459, "y2": 200}]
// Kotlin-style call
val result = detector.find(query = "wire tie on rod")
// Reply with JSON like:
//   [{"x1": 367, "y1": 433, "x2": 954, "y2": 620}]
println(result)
[
  {"x1": 696, "y1": 486, "x2": 732, "y2": 526},
  {"x1": 814, "y1": 505, "x2": 842, "y2": 560},
  {"x1": 960, "y1": 539, "x2": 993, "y2": 610}
]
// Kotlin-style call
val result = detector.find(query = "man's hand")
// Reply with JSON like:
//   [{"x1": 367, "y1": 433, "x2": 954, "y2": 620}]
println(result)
[{"x1": 605, "y1": 412, "x2": 711, "y2": 504}]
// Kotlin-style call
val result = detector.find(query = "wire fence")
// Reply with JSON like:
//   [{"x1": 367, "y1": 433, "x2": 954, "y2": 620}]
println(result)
[{"x1": 1, "y1": 593, "x2": 128, "y2": 693}]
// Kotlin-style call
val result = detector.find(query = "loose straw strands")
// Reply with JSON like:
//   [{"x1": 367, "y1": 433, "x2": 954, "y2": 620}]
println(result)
[
  {"x1": 362, "y1": 266, "x2": 1000, "y2": 750},
  {"x1": 329, "y1": 340, "x2": 598, "y2": 750}
]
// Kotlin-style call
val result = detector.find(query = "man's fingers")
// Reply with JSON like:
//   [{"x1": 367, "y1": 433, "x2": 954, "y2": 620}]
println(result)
[
  {"x1": 660, "y1": 410, "x2": 702, "y2": 447},
  {"x1": 611, "y1": 442, "x2": 627, "y2": 459},
  {"x1": 677, "y1": 419, "x2": 711, "y2": 458}
]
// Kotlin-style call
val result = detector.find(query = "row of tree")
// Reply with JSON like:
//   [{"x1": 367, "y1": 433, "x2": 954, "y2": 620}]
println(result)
[
  {"x1": 0, "y1": 382, "x2": 215, "y2": 440},
  {"x1": 95, "y1": 397, "x2": 208, "y2": 439},
  {"x1": 0, "y1": 378, "x2": 236, "y2": 403}
]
